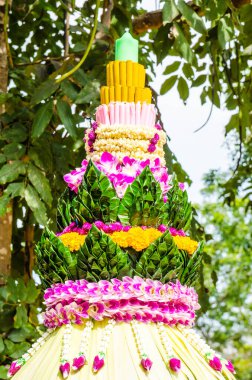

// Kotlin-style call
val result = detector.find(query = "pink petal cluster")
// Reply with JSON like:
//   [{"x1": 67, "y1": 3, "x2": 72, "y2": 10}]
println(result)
[
  {"x1": 169, "y1": 357, "x2": 181, "y2": 372},
  {"x1": 59, "y1": 361, "x2": 70, "y2": 378},
  {"x1": 209, "y1": 356, "x2": 222, "y2": 371},
  {"x1": 57, "y1": 222, "x2": 185, "y2": 237},
  {"x1": 64, "y1": 152, "x2": 171, "y2": 198},
  {"x1": 141, "y1": 356, "x2": 153, "y2": 371},
  {"x1": 148, "y1": 133, "x2": 159, "y2": 153},
  {"x1": 72, "y1": 355, "x2": 86, "y2": 371},
  {"x1": 225, "y1": 360, "x2": 235, "y2": 373},
  {"x1": 43, "y1": 277, "x2": 200, "y2": 328},
  {"x1": 8, "y1": 360, "x2": 24, "y2": 378},
  {"x1": 93, "y1": 354, "x2": 105, "y2": 372}
]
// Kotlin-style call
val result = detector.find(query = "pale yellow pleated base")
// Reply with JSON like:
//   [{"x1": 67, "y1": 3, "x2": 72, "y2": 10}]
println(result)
[{"x1": 12, "y1": 321, "x2": 236, "y2": 380}]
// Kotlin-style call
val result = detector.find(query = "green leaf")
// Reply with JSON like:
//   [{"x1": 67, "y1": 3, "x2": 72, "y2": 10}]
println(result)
[
  {"x1": 56, "y1": 98, "x2": 77, "y2": 138},
  {"x1": 192, "y1": 74, "x2": 207, "y2": 87},
  {"x1": 0, "y1": 183, "x2": 25, "y2": 216},
  {"x1": 163, "y1": 0, "x2": 179, "y2": 24},
  {"x1": 218, "y1": 15, "x2": 234, "y2": 49},
  {"x1": 0, "y1": 161, "x2": 26, "y2": 185},
  {"x1": 0, "y1": 337, "x2": 4, "y2": 353},
  {"x1": 2, "y1": 142, "x2": 26, "y2": 160},
  {"x1": 0, "y1": 124, "x2": 27, "y2": 143},
  {"x1": 163, "y1": 61, "x2": 180, "y2": 75},
  {"x1": 24, "y1": 185, "x2": 47, "y2": 225},
  {"x1": 27, "y1": 163, "x2": 52, "y2": 206},
  {"x1": 152, "y1": 24, "x2": 174, "y2": 64},
  {"x1": 182, "y1": 63, "x2": 194, "y2": 79},
  {"x1": 0, "y1": 365, "x2": 8, "y2": 379},
  {"x1": 177, "y1": 77, "x2": 189, "y2": 101},
  {"x1": 31, "y1": 100, "x2": 53, "y2": 139},
  {"x1": 8, "y1": 325, "x2": 36, "y2": 343},
  {"x1": 31, "y1": 79, "x2": 59, "y2": 105},
  {"x1": 25, "y1": 280, "x2": 40, "y2": 303},
  {"x1": 173, "y1": 22, "x2": 194, "y2": 63},
  {"x1": 14, "y1": 305, "x2": 28, "y2": 329},
  {"x1": 177, "y1": 0, "x2": 206, "y2": 34},
  {"x1": 160, "y1": 75, "x2": 177, "y2": 95}
]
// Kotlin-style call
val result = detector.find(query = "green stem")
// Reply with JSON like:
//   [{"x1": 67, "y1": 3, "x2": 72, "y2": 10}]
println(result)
[{"x1": 56, "y1": 0, "x2": 101, "y2": 84}]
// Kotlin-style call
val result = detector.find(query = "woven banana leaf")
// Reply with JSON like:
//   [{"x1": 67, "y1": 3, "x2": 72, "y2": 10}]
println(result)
[
  {"x1": 76, "y1": 225, "x2": 132, "y2": 282},
  {"x1": 118, "y1": 166, "x2": 169, "y2": 226}
]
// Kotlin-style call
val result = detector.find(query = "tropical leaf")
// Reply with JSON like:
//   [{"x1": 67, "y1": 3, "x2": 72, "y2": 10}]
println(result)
[
  {"x1": 77, "y1": 225, "x2": 132, "y2": 281},
  {"x1": 118, "y1": 166, "x2": 169, "y2": 226},
  {"x1": 31, "y1": 100, "x2": 53, "y2": 139}
]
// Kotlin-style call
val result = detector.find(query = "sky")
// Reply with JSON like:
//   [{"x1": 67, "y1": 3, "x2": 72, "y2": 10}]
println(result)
[{"x1": 150, "y1": 63, "x2": 230, "y2": 203}]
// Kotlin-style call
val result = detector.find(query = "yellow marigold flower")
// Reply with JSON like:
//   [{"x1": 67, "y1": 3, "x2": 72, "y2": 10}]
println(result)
[
  {"x1": 110, "y1": 227, "x2": 162, "y2": 252},
  {"x1": 59, "y1": 232, "x2": 86, "y2": 252},
  {"x1": 173, "y1": 235, "x2": 198, "y2": 255}
]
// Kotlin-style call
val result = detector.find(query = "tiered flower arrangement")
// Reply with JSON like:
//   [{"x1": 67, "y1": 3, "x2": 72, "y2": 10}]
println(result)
[{"x1": 8, "y1": 32, "x2": 236, "y2": 380}]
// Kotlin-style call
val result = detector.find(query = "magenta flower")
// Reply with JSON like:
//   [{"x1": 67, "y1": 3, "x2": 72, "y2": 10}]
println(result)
[
  {"x1": 72, "y1": 355, "x2": 86, "y2": 371},
  {"x1": 59, "y1": 361, "x2": 70, "y2": 378},
  {"x1": 8, "y1": 360, "x2": 23, "y2": 377},
  {"x1": 148, "y1": 143, "x2": 156, "y2": 153},
  {"x1": 93, "y1": 354, "x2": 105, "y2": 372},
  {"x1": 169, "y1": 357, "x2": 181, "y2": 372},
  {"x1": 155, "y1": 123, "x2": 162, "y2": 130},
  {"x1": 209, "y1": 356, "x2": 222, "y2": 371},
  {"x1": 141, "y1": 356, "x2": 153, "y2": 371},
  {"x1": 179, "y1": 182, "x2": 185, "y2": 191},
  {"x1": 226, "y1": 360, "x2": 235, "y2": 373}
]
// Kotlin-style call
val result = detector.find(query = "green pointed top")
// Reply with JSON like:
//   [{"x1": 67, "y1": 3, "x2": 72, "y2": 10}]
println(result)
[{"x1": 115, "y1": 31, "x2": 138, "y2": 62}]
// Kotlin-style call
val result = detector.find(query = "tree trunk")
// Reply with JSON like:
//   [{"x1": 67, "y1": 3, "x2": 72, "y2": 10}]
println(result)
[
  {"x1": 0, "y1": 0, "x2": 12, "y2": 284},
  {"x1": 132, "y1": 0, "x2": 252, "y2": 34}
]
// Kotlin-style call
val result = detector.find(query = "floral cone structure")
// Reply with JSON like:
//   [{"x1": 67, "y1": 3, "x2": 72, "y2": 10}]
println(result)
[{"x1": 9, "y1": 32, "x2": 237, "y2": 380}]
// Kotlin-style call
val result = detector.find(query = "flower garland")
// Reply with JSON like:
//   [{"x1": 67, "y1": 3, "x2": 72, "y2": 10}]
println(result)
[
  {"x1": 57, "y1": 224, "x2": 198, "y2": 254},
  {"x1": 64, "y1": 152, "x2": 172, "y2": 198},
  {"x1": 43, "y1": 277, "x2": 200, "y2": 328}
]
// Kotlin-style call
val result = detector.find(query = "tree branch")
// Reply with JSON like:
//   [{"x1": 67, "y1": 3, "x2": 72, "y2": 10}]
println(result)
[
  {"x1": 64, "y1": 0, "x2": 70, "y2": 56},
  {"x1": 55, "y1": 0, "x2": 100, "y2": 84},
  {"x1": 132, "y1": 0, "x2": 252, "y2": 34}
]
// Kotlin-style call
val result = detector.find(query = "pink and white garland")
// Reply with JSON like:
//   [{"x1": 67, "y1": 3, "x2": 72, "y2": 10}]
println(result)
[{"x1": 43, "y1": 277, "x2": 200, "y2": 329}]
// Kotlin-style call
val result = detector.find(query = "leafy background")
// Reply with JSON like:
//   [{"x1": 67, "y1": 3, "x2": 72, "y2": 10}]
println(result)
[{"x1": 0, "y1": 0, "x2": 251, "y2": 378}]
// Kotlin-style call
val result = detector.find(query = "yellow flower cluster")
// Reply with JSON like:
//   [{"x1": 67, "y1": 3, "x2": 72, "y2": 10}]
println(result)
[
  {"x1": 173, "y1": 236, "x2": 198, "y2": 255},
  {"x1": 59, "y1": 232, "x2": 86, "y2": 251},
  {"x1": 58, "y1": 229, "x2": 198, "y2": 256},
  {"x1": 110, "y1": 227, "x2": 162, "y2": 252}
]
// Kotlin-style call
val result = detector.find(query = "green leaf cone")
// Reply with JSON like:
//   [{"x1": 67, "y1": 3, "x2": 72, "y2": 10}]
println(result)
[
  {"x1": 166, "y1": 177, "x2": 192, "y2": 230},
  {"x1": 118, "y1": 166, "x2": 169, "y2": 226},
  {"x1": 76, "y1": 225, "x2": 132, "y2": 281},
  {"x1": 35, "y1": 228, "x2": 77, "y2": 287},
  {"x1": 74, "y1": 161, "x2": 120, "y2": 224}
]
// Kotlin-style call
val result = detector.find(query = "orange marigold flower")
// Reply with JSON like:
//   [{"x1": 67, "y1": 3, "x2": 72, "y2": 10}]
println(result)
[
  {"x1": 173, "y1": 235, "x2": 198, "y2": 255},
  {"x1": 59, "y1": 232, "x2": 86, "y2": 251}
]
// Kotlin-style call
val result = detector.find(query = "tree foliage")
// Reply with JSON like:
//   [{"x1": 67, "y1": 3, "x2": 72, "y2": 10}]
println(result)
[{"x1": 196, "y1": 172, "x2": 252, "y2": 380}]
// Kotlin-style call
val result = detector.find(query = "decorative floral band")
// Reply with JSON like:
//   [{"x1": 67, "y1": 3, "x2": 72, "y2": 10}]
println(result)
[
  {"x1": 64, "y1": 152, "x2": 174, "y2": 198},
  {"x1": 43, "y1": 277, "x2": 200, "y2": 328},
  {"x1": 57, "y1": 225, "x2": 198, "y2": 254}
]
